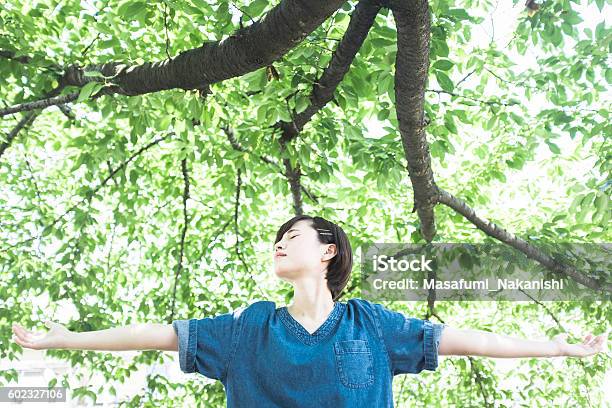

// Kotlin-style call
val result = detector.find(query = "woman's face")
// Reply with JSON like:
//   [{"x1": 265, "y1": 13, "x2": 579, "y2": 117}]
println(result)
[{"x1": 273, "y1": 220, "x2": 334, "y2": 281}]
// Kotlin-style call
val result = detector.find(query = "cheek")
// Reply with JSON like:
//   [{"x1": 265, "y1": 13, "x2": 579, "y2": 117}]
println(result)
[{"x1": 293, "y1": 245, "x2": 320, "y2": 264}]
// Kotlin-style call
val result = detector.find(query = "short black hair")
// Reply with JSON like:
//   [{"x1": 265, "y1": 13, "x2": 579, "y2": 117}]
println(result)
[{"x1": 274, "y1": 215, "x2": 353, "y2": 301}]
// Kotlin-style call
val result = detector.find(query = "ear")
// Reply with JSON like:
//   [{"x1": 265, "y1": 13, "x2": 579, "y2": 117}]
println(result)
[{"x1": 322, "y1": 244, "x2": 337, "y2": 261}]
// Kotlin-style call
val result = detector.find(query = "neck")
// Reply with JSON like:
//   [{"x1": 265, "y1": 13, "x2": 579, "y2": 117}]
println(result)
[{"x1": 288, "y1": 277, "x2": 335, "y2": 320}]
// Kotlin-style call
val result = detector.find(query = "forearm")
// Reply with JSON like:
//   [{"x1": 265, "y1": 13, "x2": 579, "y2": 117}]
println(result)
[
  {"x1": 439, "y1": 326, "x2": 560, "y2": 358},
  {"x1": 61, "y1": 323, "x2": 178, "y2": 352}
]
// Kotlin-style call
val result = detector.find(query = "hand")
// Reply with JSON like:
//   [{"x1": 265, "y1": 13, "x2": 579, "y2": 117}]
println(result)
[
  {"x1": 12, "y1": 320, "x2": 72, "y2": 350},
  {"x1": 551, "y1": 332, "x2": 608, "y2": 357}
]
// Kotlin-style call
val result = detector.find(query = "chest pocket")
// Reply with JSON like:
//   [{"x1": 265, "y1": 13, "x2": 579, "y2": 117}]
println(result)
[{"x1": 334, "y1": 339, "x2": 374, "y2": 388}]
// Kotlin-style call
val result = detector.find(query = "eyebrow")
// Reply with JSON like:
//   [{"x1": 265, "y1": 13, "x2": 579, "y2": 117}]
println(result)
[{"x1": 286, "y1": 228, "x2": 300, "y2": 235}]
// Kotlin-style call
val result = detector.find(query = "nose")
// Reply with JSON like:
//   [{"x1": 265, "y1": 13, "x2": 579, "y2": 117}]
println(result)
[{"x1": 275, "y1": 241, "x2": 285, "y2": 251}]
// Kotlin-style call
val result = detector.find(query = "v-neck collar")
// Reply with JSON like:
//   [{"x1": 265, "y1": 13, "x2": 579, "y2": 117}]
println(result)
[{"x1": 278, "y1": 302, "x2": 346, "y2": 345}]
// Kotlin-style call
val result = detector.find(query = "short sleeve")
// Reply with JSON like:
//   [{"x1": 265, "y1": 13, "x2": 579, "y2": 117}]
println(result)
[
  {"x1": 172, "y1": 307, "x2": 245, "y2": 380},
  {"x1": 372, "y1": 303, "x2": 446, "y2": 375}
]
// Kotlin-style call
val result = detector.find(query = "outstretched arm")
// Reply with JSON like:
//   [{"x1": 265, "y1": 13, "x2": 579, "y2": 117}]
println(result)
[
  {"x1": 12, "y1": 320, "x2": 178, "y2": 352},
  {"x1": 438, "y1": 326, "x2": 607, "y2": 358}
]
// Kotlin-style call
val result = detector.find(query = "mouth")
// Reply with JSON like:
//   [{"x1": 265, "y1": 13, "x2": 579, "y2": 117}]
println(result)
[{"x1": 275, "y1": 254, "x2": 287, "y2": 258}]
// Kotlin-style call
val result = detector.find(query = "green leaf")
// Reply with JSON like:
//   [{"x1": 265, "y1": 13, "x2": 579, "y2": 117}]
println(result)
[
  {"x1": 278, "y1": 107, "x2": 291, "y2": 122},
  {"x1": 118, "y1": 1, "x2": 147, "y2": 21},
  {"x1": 447, "y1": 8, "x2": 470, "y2": 20},
  {"x1": 546, "y1": 140, "x2": 561, "y2": 154},
  {"x1": 563, "y1": 11, "x2": 583, "y2": 25},
  {"x1": 432, "y1": 59, "x2": 453, "y2": 71},
  {"x1": 551, "y1": 27, "x2": 563, "y2": 47},
  {"x1": 245, "y1": 0, "x2": 267, "y2": 16},
  {"x1": 256, "y1": 104, "x2": 268, "y2": 123},
  {"x1": 432, "y1": 39, "x2": 449, "y2": 57},
  {"x1": 377, "y1": 109, "x2": 389, "y2": 121},
  {"x1": 83, "y1": 71, "x2": 105, "y2": 78},
  {"x1": 295, "y1": 95, "x2": 309, "y2": 114},
  {"x1": 435, "y1": 71, "x2": 454, "y2": 92},
  {"x1": 243, "y1": 69, "x2": 267, "y2": 92},
  {"x1": 444, "y1": 115, "x2": 457, "y2": 134},
  {"x1": 594, "y1": 194, "x2": 608, "y2": 217},
  {"x1": 76, "y1": 82, "x2": 103, "y2": 103}
]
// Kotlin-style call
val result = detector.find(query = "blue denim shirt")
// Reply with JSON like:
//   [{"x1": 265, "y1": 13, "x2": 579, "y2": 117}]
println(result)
[{"x1": 172, "y1": 298, "x2": 446, "y2": 407}]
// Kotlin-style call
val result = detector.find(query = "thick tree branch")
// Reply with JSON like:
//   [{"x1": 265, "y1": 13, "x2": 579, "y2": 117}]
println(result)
[
  {"x1": 1, "y1": 0, "x2": 345, "y2": 117},
  {"x1": 392, "y1": 1, "x2": 438, "y2": 242},
  {"x1": 437, "y1": 187, "x2": 612, "y2": 293},
  {"x1": 279, "y1": 0, "x2": 381, "y2": 144},
  {"x1": 273, "y1": 0, "x2": 380, "y2": 214}
]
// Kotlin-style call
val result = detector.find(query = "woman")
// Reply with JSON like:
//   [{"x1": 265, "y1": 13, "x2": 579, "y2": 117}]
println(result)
[{"x1": 11, "y1": 215, "x2": 607, "y2": 407}]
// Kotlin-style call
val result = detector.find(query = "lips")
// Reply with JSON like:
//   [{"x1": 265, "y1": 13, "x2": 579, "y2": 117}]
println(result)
[{"x1": 275, "y1": 252, "x2": 287, "y2": 258}]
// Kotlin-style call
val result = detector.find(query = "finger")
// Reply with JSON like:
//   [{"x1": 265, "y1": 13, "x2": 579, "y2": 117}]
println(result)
[
  {"x1": 12, "y1": 334, "x2": 37, "y2": 350},
  {"x1": 12, "y1": 324, "x2": 25, "y2": 336},
  {"x1": 12, "y1": 325, "x2": 33, "y2": 342},
  {"x1": 16, "y1": 324, "x2": 36, "y2": 339}
]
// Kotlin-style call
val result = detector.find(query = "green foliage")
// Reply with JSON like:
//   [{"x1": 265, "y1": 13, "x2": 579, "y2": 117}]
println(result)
[{"x1": 0, "y1": 0, "x2": 610, "y2": 406}]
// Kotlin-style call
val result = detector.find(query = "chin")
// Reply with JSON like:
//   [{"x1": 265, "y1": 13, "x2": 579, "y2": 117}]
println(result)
[{"x1": 274, "y1": 267, "x2": 296, "y2": 281}]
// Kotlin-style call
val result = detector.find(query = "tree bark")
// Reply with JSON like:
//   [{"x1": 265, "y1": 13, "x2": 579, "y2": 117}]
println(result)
[
  {"x1": 392, "y1": 0, "x2": 439, "y2": 242},
  {"x1": 279, "y1": 0, "x2": 381, "y2": 143},
  {"x1": 61, "y1": 0, "x2": 346, "y2": 96},
  {"x1": 437, "y1": 187, "x2": 612, "y2": 293}
]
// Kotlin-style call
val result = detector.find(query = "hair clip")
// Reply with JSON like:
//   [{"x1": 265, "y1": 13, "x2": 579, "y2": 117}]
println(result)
[{"x1": 316, "y1": 228, "x2": 333, "y2": 236}]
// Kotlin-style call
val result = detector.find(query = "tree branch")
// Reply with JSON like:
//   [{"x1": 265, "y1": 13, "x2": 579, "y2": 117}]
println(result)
[
  {"x1": 0, "y1": 50, "x2": 32, "y2": 64},
  {"x1": 0, "y1": 92, "x2": 80, "y2": 117},
  {"x1": 426, "y1": 88, "x2": 519, "y2": 107},
  {"x1": 233, "y1": 167, "x2": 265, "y2": 297},
  {"x1": 221, "y1": 125, "x2": 319, "y2": 205},
  {"x1": 437, "y1": 187, "x2": 612, "y2": 293},
  {"x1": 1, "y1": 86, "x2": 66, "y2": 155},
  {"x1": 169, "y1": 157, "x2": 191, "y2": 323},
  {"x1": 1, "y1": 0, "x2": 345, "y2": 116},
  {"x1": 282, "y1": 153, "x2": 304, "y2": 215},
  {"x1": 2, "y1": 133, "x2": 172, "y2": 251},
  {"x1": 392, "y1": 0, "x2": 438, "y2": 242},
  {"x1": 278, "y1": 0, "x2": 381, "y2": 144},
  {"x1": 0, "y1": 111, "x2": 37, "y2": 159},
  {"x1": 272, "y1": 0, "x2": 381, "y2": 214}
]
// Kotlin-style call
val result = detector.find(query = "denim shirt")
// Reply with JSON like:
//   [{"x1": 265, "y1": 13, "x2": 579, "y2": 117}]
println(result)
[{"x1": 172, "y1": 298, "x2": 446, "y2": 407}]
